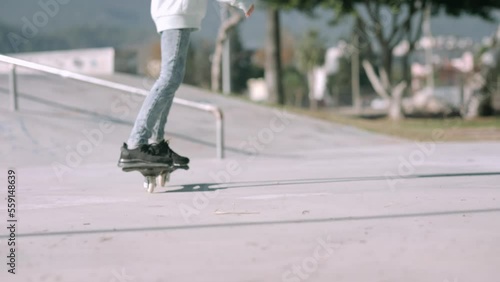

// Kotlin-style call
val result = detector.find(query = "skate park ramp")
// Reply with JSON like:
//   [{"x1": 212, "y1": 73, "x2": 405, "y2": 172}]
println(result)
[{"x1": 1, "y1": 73, "x2": 500, "y2": 282}]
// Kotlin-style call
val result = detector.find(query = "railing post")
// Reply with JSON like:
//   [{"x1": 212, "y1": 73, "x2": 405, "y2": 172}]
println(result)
[
  {"x1": 9, "y1": 64, "x2": 18, "y2": 112},
  {"x1": 215, "y1": 110, "x2": 225, "y2": 159}
]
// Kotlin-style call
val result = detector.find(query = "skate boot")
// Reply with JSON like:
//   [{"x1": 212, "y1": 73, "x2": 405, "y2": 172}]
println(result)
[
  {"x1": 118, "y1": 143, "x2": 173, "y2": 168},
  {"x1": 150, "y1": 140, "x2": 190, "y2": 166}
]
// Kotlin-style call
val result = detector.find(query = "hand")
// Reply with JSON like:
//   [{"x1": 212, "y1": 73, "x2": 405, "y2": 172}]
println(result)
[{"x1": 245, "y1": 4, "x2": 254, "y2": 18}]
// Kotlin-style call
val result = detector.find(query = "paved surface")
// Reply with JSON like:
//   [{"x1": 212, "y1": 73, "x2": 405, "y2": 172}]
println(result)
[{"x1": 0, "y1": 74, "x2": 500, "y2": 282}]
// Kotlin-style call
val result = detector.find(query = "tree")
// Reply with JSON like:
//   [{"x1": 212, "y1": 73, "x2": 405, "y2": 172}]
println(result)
[
  {"x1": 295, "y1": 30, "x2": 326, "y2": 109},
  {"x1": 463, "y1": 27, "x2": 500, "y2": 119},
  {"x1": 229, "y1": 27, "x2": 265, "y2": 94},
  {"x1": 262, "y1": 0, "x2": 500, "y2": 119},
  {"x1": 211, "y1": 5, "x2": 245, "y2": 92},
  {"x1": 352, "y1": 1, "x2": 429, "y2": 119},
  {"x1": 265, "y1": 7, "x2": 285, "y2": 105}
]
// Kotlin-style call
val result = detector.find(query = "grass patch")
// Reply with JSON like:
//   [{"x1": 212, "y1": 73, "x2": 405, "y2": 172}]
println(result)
[
  {"x1": 288, "y1": 108, "x2": 500, "y2": 142},
  {"x1": 196, "y1": 87, "x2": 500, "y2": 142}
]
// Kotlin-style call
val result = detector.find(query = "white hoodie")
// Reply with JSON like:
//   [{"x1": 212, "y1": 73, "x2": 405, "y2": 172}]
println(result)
[{"x1": 151, "y1": 0, "x2": 253, "y2": 32}]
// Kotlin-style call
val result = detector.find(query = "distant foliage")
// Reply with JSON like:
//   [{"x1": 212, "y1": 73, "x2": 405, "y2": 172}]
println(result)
[
  {"x1": 0, "y1": 22, "x2": 153, "y2": 54},
  {"x1": 295, "y1": 29, "x2": 326, "y2": 73},
  {"x1": 184, "y1": 32, "x2": 263, "y2": 93},
  {"x1": 229, "y1": 27, "x2": 264, "y2": 94}
]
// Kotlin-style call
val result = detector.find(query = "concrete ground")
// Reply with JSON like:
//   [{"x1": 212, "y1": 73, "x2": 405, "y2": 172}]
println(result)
[{"x1": 0, "y1": 74, "x2": 499, "y2": 282}]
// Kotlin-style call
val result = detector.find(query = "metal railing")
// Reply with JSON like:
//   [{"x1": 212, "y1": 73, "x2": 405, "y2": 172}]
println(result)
[{"x1": 0, "y1": 54, "x2": 224, "y2": 159}]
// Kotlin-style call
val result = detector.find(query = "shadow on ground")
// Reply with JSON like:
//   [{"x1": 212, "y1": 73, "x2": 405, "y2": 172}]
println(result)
[{"x1": 164, "y1": 171, "x2": 500, "y2": 193}]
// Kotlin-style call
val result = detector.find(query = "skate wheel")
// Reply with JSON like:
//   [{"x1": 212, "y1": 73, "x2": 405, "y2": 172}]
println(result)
[
  {"x1": 158, "y1": 173, "x2": 171, "y2": 187},
  {"x1": 147, "y1": 182, "x2": 156, "y2": 193},
  {"x1": 146, "y1": 176, "x2": 157, "y2": 193},
  {"x1": 157, "y1": 174, "x2": 165, "y2": 187}
]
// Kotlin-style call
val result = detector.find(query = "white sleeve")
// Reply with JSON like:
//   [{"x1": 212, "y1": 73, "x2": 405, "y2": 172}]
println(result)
[{"x1": 216, "y1": 0, "x2": 253, "y2": 13}]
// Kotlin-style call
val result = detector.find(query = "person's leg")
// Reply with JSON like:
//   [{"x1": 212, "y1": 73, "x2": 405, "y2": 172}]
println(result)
[
  {"x1": 150, "y1": 108, "x2": 169, "y2": 144},
  {"x1": 151, "y1": 29, "x2": 194, "y2": 143},
  {"x1": 127, "y1": 29, "x2": 192, "y2": 149}
]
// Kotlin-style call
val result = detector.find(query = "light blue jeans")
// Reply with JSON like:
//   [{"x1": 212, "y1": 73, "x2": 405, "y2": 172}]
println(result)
[{"x1": 127, "y1": 29, "x2": 193, "y2": 149}]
